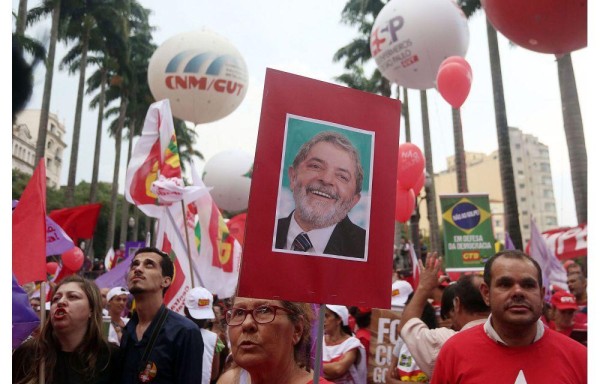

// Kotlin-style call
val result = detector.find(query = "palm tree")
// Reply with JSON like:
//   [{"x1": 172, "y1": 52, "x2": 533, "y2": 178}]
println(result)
[
  {"x1": 557, "y1": 54, "x2": 586, "y2": 224},
  {"x1": 16, "y1": 0, "x2": 28, "y2": 36},
  {"x1": 60, "y1": 0, "x2": 127, "y2": 206},
  {"x1": 458, "y1": 0, "x2": 523, "y2": 249},
  {"x1": 453, "y1": 108, "x2": 468, "y2": 192},
  {"x1": 27, "y1": 0, "x2": 62, "y2": 168},
  {"x1": 61, "y1": 6, "x2": 127, "y2": 204},
  {"x1": 104, "y1": 0, "x2": 155, "y2": 252}
]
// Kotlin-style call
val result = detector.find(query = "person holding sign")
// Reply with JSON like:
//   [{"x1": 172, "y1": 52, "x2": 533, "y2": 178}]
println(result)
[
  {"x1": 275, "y1": 131, "x2": 366, "y2": 259},
  {"x1": 225, "y1": 297, "x2": 331, "y2": 383},
  {"x1": 322, "y1": 305, "x2": 367, "y2": 383}
]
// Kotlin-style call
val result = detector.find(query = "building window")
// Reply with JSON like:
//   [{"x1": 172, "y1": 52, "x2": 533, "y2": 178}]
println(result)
[
  {"x1": 543, "y1": 190, "x2": 553, "y2": 198},
  {"x1": 516, "y1": 157, "x2": 522, "y2": 162},
  {"x1": 523, "y1": 224, "x2": 529, "y2": 229},
  {"x1": 519, "y1": 183, "x2": 525, "y2": 189},
  {"x1": 545, "y1": 203, "x2": 555, "y2": 211},
  {"x1": 518, "y1": 170, "x2": 524, "y2": 175},
  {"x1": 520, "y1": 197, "x2": 527, "y2": 202}
]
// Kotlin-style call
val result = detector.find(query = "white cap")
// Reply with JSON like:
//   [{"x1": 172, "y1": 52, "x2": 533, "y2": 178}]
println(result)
[
  {"x1": 325, "y1": 304, "x2": 349, "y2": 326},
  {"x1": 185, "y1": 287, "x2": 215, "y2": 320},
  {"x1": 107, "y1": 286, "x2": 130, "y2": 302},
  {"x1": 391, "y1": 280, "x2": 413, "y2": 308}
]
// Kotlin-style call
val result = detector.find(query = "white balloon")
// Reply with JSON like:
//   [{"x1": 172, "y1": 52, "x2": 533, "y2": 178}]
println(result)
[
  {"x1": 148, "y1": 29, "x2": 249, "y2": 124},
  {"x1": 371, "y1": 0, "x2": 469, "y2": 90},
  {"x1": 202, "y1": 149, "x2": 253, "y2": 213}
]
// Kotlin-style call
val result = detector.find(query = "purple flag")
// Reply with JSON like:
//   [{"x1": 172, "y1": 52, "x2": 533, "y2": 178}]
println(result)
[
  {"x1": 12, "y1": 274, "x2": 40, "y2": 349},
  {"x1": 504, "y1": 232, "x2": 516, "y2": 250},
  {"x1": 95, "y1": 250, "x2": 136, "y2": 289},
  {"x1": 12, "y1": 200, "x2": 75, "y2": 256},
  {"x1": 528, "y1": 217, "x2": 568, "y2": 300}
]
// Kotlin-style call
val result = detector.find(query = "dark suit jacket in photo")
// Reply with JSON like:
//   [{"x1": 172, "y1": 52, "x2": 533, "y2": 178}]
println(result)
[{"x1": 275, "y1": 212, "x2": 366, "y2": 259}]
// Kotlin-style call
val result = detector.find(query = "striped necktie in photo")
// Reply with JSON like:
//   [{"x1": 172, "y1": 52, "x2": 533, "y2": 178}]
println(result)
[{"x1": 292, "y1": 232, "x2": 312, "y2": 252}]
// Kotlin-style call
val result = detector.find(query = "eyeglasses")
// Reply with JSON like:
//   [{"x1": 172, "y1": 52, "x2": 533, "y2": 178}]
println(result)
[{"x1": 225, "y1": 305, "x2": 292, "y2": 326}]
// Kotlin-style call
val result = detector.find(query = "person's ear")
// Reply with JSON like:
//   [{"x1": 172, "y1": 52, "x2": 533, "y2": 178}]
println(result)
[
  {"x1": 349, "y1": 193, "x2": 361, "y2": 209},
  {"x1": 292, "y1": 319, "x2": 304, "y2": 346},
  {"x1": 162, "y1": 276, "x2": 172, "y2": 288},
  {"x1": 288, "y1": 166, "x2": 296, "y2": 186},
  {"x1": 480, "y1": 283, "x2": 491, "y2": 306}
]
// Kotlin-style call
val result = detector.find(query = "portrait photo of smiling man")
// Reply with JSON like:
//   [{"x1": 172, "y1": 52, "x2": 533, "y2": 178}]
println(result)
[{"x1": 274, "y1": 116, "x2": 374, "y2": 260}]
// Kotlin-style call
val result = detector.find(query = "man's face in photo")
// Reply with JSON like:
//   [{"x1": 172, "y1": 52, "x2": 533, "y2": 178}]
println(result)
[{"x1": 289, "y1": 140, "x2": 361, "y2": 231}]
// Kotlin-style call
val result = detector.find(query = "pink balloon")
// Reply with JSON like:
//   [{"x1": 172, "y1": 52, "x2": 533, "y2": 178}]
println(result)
[
  {"x1": 412, "y1": 171, "x2": 426, "y2": 195},
  {"x1": 436, "y1": 62, "x2": 472, "y2": 109},
  {"x1": 46, "y1": 261, "x2": 59, "y2": 276},
  {"x1": 397, "y1": 143, "x2": 425, "y2": 190},
  {"x1": 62, "y1": 247, "x2": 84, "y2": 271},
  {"x1": 395, "y1": 186, "x2": 416, "y2": 222},
  {"x1": 440, "y1": 56, "x2": 472, "y2": 76}
]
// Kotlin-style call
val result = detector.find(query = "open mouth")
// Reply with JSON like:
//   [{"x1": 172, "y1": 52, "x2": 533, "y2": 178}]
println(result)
[{"x1": 54, "y1": 308, "x2": 67, "y2": 319}]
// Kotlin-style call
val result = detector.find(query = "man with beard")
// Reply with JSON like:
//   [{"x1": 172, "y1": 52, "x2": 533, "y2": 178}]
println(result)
[
  {"x1": 275, "y1": 131, "x2": 366, "y2": 259},
  {"x1": 119, "y1": 247, "x2": 204, "y2": 383},
  {"x1": 430, "y1": 250, "x2": 587, "y2": 384}
]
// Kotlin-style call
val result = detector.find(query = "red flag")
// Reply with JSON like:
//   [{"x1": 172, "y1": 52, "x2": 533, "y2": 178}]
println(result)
[
  {"x1": 48, "y1": 203, "x2": 102, "y2": 244},
  {"x1": 13, "y1": 160, "x2": 47, "y2": 285},
  {"x1": 124, "y1": 100, "x2": 182, "y2": 218}
]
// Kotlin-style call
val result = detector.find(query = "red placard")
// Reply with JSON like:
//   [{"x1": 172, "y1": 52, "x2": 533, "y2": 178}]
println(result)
[{"x1": 238, "y1": 68, "x2": 401, "y2": 308}]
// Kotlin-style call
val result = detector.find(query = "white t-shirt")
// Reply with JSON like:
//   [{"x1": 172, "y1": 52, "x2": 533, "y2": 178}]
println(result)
[
  {"x1": 108, "y1": 317, "x2": 129, "y2": 346},
  {"x1": 200, "y1": 329, "x2": 217, "y2": 384},
  {"x1": 323, "y1": 336, "x2": 367, "y2": 384}
]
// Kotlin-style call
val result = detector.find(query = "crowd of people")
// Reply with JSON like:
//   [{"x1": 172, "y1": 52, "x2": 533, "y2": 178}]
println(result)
[{"x1": 14, "y1": 246, "x2": 588, "y2": 383}]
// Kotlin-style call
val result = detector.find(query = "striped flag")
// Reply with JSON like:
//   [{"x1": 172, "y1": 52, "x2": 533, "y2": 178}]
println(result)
[
  {"x1": 191, "y1": 167, "x2": 241, "y2": 299},
  {"x1": 405, "y1": 243, "x2": 420, "y2": 290},
  {"x1": 125, "y1": 99, "x2": 182, "y2": 218},
  {"x1": 528, "y1": 217, "x2": 568, "y2": 299}
]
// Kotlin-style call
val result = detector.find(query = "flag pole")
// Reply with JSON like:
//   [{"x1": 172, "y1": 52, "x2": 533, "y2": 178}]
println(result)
[
  {"x1": 313, "y1": 304, "x2": 325, "y2": 384},
  {"x1": 180, "y1": 200, "x2": 195, "y2": 288},
  {"x1": 164, "y1": 205, "x2": 196, "y2": 287},
  {"x1": 39, "y1": 281, "x2": 46, "y2": 383}
]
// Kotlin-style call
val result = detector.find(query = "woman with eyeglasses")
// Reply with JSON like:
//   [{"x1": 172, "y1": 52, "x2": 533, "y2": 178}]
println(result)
[
  {"x1": 322, "y1": 304, "x2": 367, "y2": 383},
  {"x1": 220, "y1": 297, "x2": 332, "y2": 384},
  {"x1": 13, "y1": 275, "x2": 121, "y2": 384}
]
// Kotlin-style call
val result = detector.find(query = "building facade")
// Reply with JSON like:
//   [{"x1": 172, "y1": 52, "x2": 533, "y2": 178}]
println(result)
[
  {"x1": 420, "y1": 127, "x2": 558, "y2": 245},
  {"x1": 12, "y1": 110, "x2": 67, "y2": 189}
]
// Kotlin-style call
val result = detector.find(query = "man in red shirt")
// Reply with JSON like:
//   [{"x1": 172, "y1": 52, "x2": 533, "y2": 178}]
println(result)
[
  {"x1": 431, "y1": 250, "x2": 587, "y2": 384},
  {"x1": 549, "y1": 290, "x2": 587, "y2": 346}
]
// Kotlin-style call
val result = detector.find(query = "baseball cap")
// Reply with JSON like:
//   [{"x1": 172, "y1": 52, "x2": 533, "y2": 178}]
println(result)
[
  {"x1": 550, "y1": 290, "x2": 578, "y2": 311},
  {"x1": 107, "y1": 286, "x2": 130, "y2": 302},
  {"x1": 391, "y1": 280, "x2": 413, "y2": 307},
  {"x1": 325, "y1": 304, "x2": 349, "y2": 325},
  {"x1": 185, "y1": 287, "x2": 215, "y2": 320}
]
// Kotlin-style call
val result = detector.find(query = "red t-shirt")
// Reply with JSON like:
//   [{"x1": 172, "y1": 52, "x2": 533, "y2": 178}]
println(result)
[
  {"x1": 355, "y1": 328, "x2": 371, "y2": 355},
  {"x1": 430, "y1": 324, "x2": 587, "y2": 384}
]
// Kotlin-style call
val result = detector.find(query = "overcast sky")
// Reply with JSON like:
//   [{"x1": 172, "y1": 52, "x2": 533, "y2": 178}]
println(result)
[{"x1": 10, "y1": 0, "x2": 597, "y2": 228}]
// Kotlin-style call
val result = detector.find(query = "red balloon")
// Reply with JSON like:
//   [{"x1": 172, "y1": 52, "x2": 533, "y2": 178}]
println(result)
[
  {"x1": 62, "y1": 247, "x2": 84, "y2": 271},
  {"x1": 395, "y1": 186, "x2": 416, "y2": 222},
  {"x1": 412, "y1": 171, "x2": 426, "y2": 195},
  {"x1": 397, "y1": 143, "x2": 425, "y2": 190},
  {"x1": 436, "y1": 62, "x2": 472, "y2": 109},
  {"x1": 439, "y1": 56, "x2": 472, "y2": 76},
  {"x1": 46, "y1": 261, "x2": 59, "y2": 276},
  {"x1": 482, "y1": 0, "x2": 587, "y2": 55}
]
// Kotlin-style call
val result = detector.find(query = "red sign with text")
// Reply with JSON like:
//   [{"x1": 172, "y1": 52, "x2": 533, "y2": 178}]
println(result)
[{"x1": 238, "y1": 68, "x2": 401, "y2": 308}]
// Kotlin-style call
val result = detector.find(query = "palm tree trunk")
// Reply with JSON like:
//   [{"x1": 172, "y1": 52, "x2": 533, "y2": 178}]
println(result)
[
  {"x1": 89, "y1": 68, "x2": 107, "y2": 203},
  {"x1": 557, "y1": 53, "x2": 587, "y2": 225},
  {"x1": 65, "y1": 22, "x2": 91, "y2": 206},
  {"x1": 119, "y1": 123, "x2": 135, "y2": 244},
  {"x1": 16, "y1": 0, "x2": 28, "y2": 36},
  {"x1": 34, "y1": 0, "x2": 60, "y2": 167},
  {"x1": 132, "y1": 207, "x2": 140, "y2": 242},
  {"x1": 403, "y1": 87, "x2": 421, "y2": 254},
  {"x1": 106, "y1": 98, "x2": 128, "y2": 254},
  {"x1": 421, "y1": 90, "x2": 440, "y2": 254},
  {"x1": 486, "y1": 20, "x2": 523, "y2": 249},
  {"x1": 453, "y1": 108, "x2": 468, "y2": 193}
]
